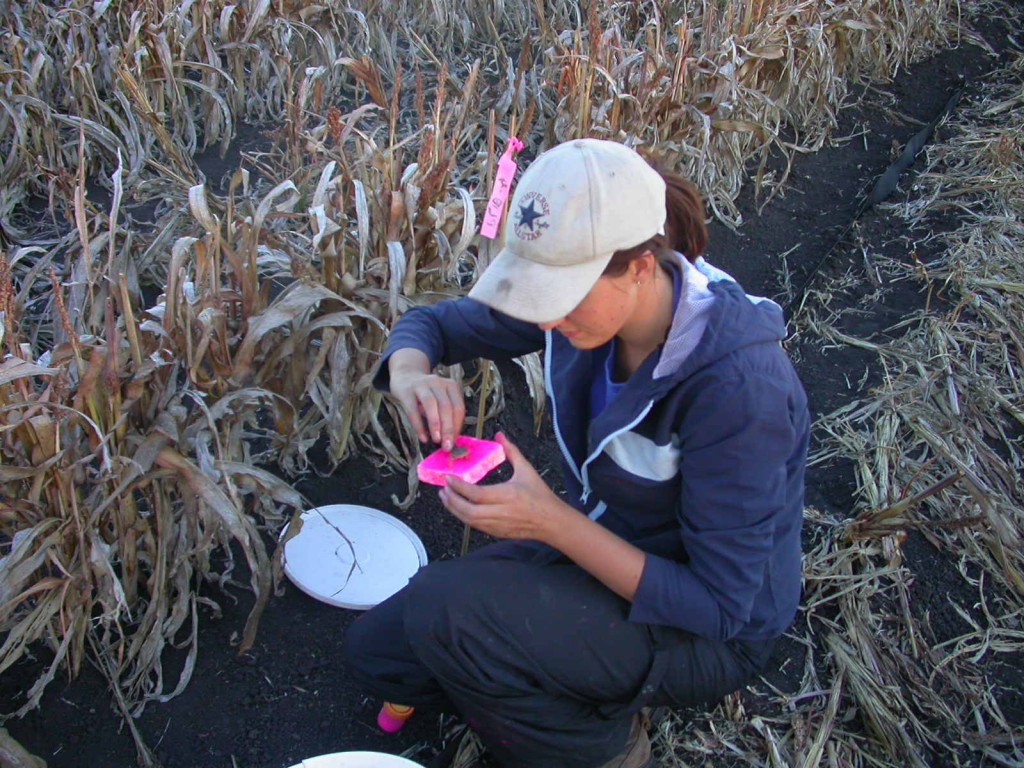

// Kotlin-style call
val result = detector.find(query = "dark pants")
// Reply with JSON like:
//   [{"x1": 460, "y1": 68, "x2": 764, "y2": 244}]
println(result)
[{"x1": 343, "y1": 542, "x2": 775, "y2": 768}]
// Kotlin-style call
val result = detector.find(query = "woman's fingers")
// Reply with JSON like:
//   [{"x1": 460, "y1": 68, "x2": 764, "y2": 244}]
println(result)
[
  {"x1": 495, "y1": 432, "x2": 544, "y2": 489},
  {"x1": 434, "y1": 381, "x2": 466, "y2": 451},
  {"x1": 438, "y1": 481, "x2": 468, "y2": 521},
  {"x1": 443, "y1": 473, "x2": 500, "y2": 505},
  {"x1": 415, "y1": 384, "x2": 445, "y2": 445},
  {"x1": 440, "y1": 473, "x2": 555, "y2": 542},
  {"x1": 392, "y1": 373, "x2": 466, "y2": 448},
  {"x1": 494, "y1": 432, "x2": 523, "y2": 467},
  {"x1": 440, "y1": 478, "x2": 513, "y2": 534},
  {"x1": 447, "y1": 385, "x2": 466, "y2": 446},
  {"x1": 438, "y1": 433, "x2": 565, "y2": 542},
  {"x1": 394, "y1": 391, "x2": 428, "y2": 443},
  {"x1": 417, "y1": 379, "x2": 465, "y2": 450}
]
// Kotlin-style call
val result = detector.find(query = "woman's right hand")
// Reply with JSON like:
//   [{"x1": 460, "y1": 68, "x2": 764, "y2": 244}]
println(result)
[{"x1": 387, "y1": 348, "x2": 466, "y2": 451}]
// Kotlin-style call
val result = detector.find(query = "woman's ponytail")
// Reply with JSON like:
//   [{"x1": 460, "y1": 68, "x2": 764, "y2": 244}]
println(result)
[{"x1": 661, "y1": 170, "x2": 708, "y2": 261}]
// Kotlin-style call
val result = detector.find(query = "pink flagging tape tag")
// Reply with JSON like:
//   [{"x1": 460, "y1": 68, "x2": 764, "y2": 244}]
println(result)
[{"x1": 480, "y1": 137, "x2": 524, "y2": 239}]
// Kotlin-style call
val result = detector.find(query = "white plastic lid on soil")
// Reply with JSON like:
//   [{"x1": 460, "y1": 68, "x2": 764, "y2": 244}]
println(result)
[
  {"x1": 288, "y1": 751, "x2": 424, "y2": 767},
  {"x1": 281, "y1": 505, "x2": 428, "y2": 610}
]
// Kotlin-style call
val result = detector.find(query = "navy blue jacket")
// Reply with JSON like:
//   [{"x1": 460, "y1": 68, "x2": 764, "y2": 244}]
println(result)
[{"x1": 374, "y1": 261, "x2": 809, "y2": 643}]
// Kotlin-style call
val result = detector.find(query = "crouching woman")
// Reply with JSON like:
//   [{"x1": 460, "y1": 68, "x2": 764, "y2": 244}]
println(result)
[{"x1": 344, "y1": 139, "x2": 809, "y2": 768}]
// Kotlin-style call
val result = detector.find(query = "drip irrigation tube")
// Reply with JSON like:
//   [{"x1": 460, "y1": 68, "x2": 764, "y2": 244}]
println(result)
[{"x1": 783, "y1": 80, "x2": 964, "y2": 318}]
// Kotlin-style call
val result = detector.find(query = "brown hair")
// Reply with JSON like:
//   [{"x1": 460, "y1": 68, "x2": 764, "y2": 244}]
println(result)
[{"x1": 603, "y1": 166, "x2": 708, "y2": 277}]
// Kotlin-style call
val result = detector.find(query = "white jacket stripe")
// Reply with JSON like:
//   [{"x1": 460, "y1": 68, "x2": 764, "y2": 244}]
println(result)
[{"x1": 603, "y1": 431, "x2": 681, "y2": 482}]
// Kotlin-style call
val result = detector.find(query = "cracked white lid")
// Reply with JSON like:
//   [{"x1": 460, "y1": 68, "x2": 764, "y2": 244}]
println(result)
[{"x1": 281, "y1": 505, "x2": 427, "y2": 611}]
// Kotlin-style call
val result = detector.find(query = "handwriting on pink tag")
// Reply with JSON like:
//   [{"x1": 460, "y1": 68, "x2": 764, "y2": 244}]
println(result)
[{"x1": 480, "y1": 137, "x2": 524, "y2": 239}]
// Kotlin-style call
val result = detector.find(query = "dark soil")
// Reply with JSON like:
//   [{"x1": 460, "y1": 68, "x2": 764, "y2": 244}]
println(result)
[{"x1": 3, "y1": 16, "x2": 1022, "y2": 768}]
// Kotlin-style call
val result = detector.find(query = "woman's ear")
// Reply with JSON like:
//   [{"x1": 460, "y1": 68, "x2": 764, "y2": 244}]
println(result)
[{"x1": 631, "y1": 250, "x2": 658, "y2": 282}]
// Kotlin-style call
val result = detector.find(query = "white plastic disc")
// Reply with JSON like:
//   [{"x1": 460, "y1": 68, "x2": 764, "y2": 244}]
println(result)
[
  {"x1": 281, "y1": 505, "x2": 427, "y2": 610},
  {"x1": 289, "y1": 751, "x2": 424, "y2": 768}
]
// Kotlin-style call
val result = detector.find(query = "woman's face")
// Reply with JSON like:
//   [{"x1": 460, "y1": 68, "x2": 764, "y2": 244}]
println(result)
[{"x1": 537, "y1": 271, "x2": 637, "y2": 349}]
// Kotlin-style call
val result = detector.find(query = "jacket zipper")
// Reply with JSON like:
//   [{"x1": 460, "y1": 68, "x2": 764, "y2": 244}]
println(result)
[
  {"x1": 579, "y1": 401, "x2": 654, "y2": 504},
  {"x1": 544, "y1": 332, "x2": 583, "y2": 487},
  {"x1": 546, "y1": 333, "x2": 659, "y2": 506}
]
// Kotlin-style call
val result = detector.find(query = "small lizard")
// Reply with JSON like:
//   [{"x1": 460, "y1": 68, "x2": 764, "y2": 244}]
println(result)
[{"x1": 449, "y1": 445, "x2": 468, "y2": 460}]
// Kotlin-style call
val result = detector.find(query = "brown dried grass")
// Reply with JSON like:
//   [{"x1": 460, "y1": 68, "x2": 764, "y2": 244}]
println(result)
[{"x1": 659, "y1": 36, "x2": 1024, "y2": 768}]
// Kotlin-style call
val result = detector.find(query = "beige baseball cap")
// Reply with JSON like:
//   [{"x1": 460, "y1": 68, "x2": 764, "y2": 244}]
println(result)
[{"x1": 468, "y1": 138, "x2": 667, "y2": 324}]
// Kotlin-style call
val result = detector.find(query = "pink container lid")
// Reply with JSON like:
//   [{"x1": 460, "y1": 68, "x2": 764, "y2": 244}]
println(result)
[{"x1": 417, "y1": 436, "x2": 506, "y2": 486}]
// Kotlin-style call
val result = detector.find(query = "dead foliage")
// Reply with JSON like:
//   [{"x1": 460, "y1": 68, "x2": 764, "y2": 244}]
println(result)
[{"x1": 656, "y1": 33, "x2": 1023, "y2": 768}]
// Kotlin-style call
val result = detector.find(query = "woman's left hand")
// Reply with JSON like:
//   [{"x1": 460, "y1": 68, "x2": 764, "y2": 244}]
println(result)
[{"x1": 438, "y1": 432, "x2": 569, "y2": 542}]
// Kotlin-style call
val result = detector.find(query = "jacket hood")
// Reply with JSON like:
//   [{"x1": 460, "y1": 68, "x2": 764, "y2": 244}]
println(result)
[{"x1": 656, "y1": 263, "x2": 788, "y2": 387}]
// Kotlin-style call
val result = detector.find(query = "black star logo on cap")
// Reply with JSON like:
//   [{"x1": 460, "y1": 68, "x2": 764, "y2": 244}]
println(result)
[{"x1": 517, "y1": 200, "x2": 544, "y2": 231}]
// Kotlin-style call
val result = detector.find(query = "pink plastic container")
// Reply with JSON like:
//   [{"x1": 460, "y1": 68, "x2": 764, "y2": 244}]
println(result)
[{"x1": 417, "y1": 436, "x2": 506, "y2": 486}]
